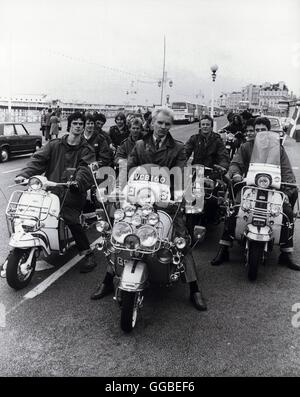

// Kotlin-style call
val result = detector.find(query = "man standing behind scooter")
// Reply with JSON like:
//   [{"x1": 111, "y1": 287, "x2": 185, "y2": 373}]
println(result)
[{"x1": 14, "y1": 112, "x2": 98, "y2": 273}]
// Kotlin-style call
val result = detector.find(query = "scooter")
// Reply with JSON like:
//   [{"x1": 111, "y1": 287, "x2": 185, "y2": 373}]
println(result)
[
  {"x1": 90, "y1": 163, "x2": 203, "y2": 333},
  {"x1": 1, "y1": 174, "x2": 78, "y2": 289},
  {"x1": 233, "y1": 131, "x2": 299, "y2": 281}
]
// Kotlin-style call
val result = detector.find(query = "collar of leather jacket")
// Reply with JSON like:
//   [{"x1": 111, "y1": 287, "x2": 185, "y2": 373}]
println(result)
[{"x1": 61, "y1": 134, "x2": 90, "y2": 150}]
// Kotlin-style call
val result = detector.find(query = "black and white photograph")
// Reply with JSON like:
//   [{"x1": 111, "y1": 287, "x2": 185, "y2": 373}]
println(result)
[{"x1": 0, "y1": 0, "x2": 300, "y2": 380}]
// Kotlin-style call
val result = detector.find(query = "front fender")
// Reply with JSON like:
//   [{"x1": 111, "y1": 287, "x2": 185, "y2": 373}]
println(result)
[
  {"x1": 120, "y1": 260, "x2": 148, "y2": 292},
  {"x1": 245, "y1": 224, "x2": 272, "y2": 242},
  {"x1": 9, "y1": 230, "x2": 50, "y2": 255}
]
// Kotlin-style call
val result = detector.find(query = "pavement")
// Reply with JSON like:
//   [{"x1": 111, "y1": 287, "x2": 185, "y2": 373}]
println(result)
[{"x1": 0, "y1": 116, "x2": 300, "y2": 376}]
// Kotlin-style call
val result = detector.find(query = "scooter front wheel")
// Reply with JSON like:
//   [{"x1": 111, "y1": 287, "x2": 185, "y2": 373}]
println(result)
[
  {"x1": 120, "y1": 291, "x2": 140, "y2": 333},
  {"x1": 6, "y1": 248, "x2": 37, "y2": 290},
  {"x1": 247, "y1": 241, "x2": 265, "y2": 282}
]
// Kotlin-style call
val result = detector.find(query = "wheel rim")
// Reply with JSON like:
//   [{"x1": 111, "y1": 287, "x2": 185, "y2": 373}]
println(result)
[
  {"x1": 131, "y1": 293, "x2": 142, "y2": 328},
  {"x1": 35, "y1": 145, "x2": 41, "y2": 151},
  {"x1": 1, "y1": 150, "x2": 8, "y2": 162},
  {"x1": 17, "y1": 251, "x2": 34, "y2": 282}
]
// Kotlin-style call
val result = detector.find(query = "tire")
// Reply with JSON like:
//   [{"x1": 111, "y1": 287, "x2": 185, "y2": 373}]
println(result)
[
  {"x1": 247, "y1": 241, "x2": 265, "y2": 281},
  {"x1": 1, "y1": 147, "x2": 9, "y2": 163},
  {"x1": 120, "y1": 291, "x2": 139, "y2": 333},
  {"x1": 6, "y1": 248, "x2": 36, "y2": 290}
]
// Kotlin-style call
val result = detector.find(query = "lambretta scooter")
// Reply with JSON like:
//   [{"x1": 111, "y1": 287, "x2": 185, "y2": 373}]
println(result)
[
  {"x1": 90, "y1": 163, "x2": 203, "y2": 333},
  {"x1": 1, "y1": 173, "x2": 80, "y2": 290},
  {"x1": 185, "y1": 164, "x2": 228, "y2": 243},
  {"x1": 233, "y1": 131, "x2": 299, "y2": 281}
]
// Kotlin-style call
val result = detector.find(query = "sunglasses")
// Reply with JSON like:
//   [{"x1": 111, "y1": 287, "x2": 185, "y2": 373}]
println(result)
[{"x1": 255, "y1": 128, "x2": 267, "y2": 132}]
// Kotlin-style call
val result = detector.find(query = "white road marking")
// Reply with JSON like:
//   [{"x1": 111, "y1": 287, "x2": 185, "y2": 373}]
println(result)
[
  {"x1": 23, "y1": 236, "x2": 103, "y2": 300},
  {"x1": 2, "y1": 168, "x2": 22, "y2": 174},
  {"x1": 292, "y1": 167, "x2": 299, "y2": 170}
]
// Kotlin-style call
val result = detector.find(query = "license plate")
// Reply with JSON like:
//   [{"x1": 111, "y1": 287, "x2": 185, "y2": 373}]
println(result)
[{"x1": 116, "y1": 257, "x2": 131, "y2": 267}]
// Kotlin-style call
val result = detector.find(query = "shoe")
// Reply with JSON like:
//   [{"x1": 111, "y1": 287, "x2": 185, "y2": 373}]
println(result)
[
  {"x1": 79, "y1": 253, "x2": 97, "y2": 273},
  {"x1": 90, "y1": 282, "x2": 114, "y2": 300},
  {"x1": 190, "y1": 291, "x2": 207, "y2": 311},
  {"x1": 211, "y1": 246, "x2": 229, "y2": 266},
  {"x1": 278, "y1": 252, "x2": 300, "y2": 271}
]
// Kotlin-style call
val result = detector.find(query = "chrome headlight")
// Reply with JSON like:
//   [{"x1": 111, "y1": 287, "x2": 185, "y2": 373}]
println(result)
[
  {"x1": 132, "y1": 215, "x2": 142, "y2": 226},
  {"x1": 124, "y1": 205, "x2": 135, "y2": 217},
  {"x1": 114, "y1": 209, "x2": 125, "y2": 221},
  {"x1": 270, "y1": 203, "x2": 281, "y2": 217},
  {"x1": 28, "y1": 176, "x2": 43, "y2": 191},
  {"x1": 147, "y1": 212, "x2": 159, "y2": 225},
  {"x1": 95, "y1": 221, "x2": 109, "y2": 232},
  {"x1": 256, "y1": 175, "x2": 271, "y2": 189},
  {"x1": 112, "y1": 222, "x2": 132, "y2": 244},
  {"x1": 174, "y1": 237, "x2": 186, "y2": 250},
  {"x1": 141, "y1": 204, "x2": 153, "y2": 216},
  {"x1": 136, "y1": 225, "x2": 157, "y2": 247},
  {"x1": 124, "y1": 234, "x2": 140, "y2": 250},
  {"x1": 241, "y1": 198, "x2": 251, "y2": 212}
]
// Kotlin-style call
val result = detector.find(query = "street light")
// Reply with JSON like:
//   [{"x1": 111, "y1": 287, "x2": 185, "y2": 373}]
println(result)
[{"x1": 210, "y1": 64, "x2": 218, "y2": 119}]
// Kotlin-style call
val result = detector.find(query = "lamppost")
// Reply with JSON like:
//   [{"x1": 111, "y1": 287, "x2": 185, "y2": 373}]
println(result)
[{"x1": 210, "y1": 64, "x2": 218, "y2": 118}]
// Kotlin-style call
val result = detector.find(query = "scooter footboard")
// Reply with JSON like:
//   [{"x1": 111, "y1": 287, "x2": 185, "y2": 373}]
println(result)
[{"x1": 120, "y1": 260, "x2": 148, "y2": 292}]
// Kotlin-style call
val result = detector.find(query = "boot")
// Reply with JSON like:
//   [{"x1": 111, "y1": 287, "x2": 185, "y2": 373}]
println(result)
[
  {"x1": 278, "y1": 252, "x2": 300, "y2": 271},
  {"x1": 90, "y1": 282, "x2": 114, "y2": 300},
  {"x1": 79, "y1": 252, "x2": 97, "y2": 273},
  {"x1": 189, "y1": 282, "x2": 207, "y2": 311},
  {"x1": 90, "y1": 272, "x2": 114, "y2": 300},
  {"x1": 211, "y1": 245, "x2": 229, "y2": 266}
]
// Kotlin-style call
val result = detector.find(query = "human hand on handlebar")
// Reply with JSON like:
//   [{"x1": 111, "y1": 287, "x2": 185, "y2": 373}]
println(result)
[
  {"x1": 14, "y1": 176, "x2": 26, "y2": 184},
  {"x1": 68, "y1": 181, "x2": 80, "y2": 192},
  {"x1": 232, "y1": 174, "x2": 243, "y2": 184},
  {"x1": 213, "y1": 164, "x2": 227, "y2": 174}
]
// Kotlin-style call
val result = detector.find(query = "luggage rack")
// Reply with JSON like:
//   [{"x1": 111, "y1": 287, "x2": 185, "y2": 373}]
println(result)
[{"x1": 6, "y1": 190, "x2": 52, "y2": 222}]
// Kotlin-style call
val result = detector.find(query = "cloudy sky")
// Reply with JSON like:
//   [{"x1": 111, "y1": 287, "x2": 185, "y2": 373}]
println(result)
[{"x1": 0, "y1": 0, "x2": 299, "y2": 105}]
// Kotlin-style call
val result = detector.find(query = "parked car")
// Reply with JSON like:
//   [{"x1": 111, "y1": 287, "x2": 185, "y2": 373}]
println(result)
[
  {"x1": 0, "y1": 122, "x2": 42, "y2": 163},
  {"x1": 261, "y1": 115, "x2": 286, "y2": 144}
]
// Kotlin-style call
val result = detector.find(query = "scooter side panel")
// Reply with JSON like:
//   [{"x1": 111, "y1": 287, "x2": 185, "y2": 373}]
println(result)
[{"x1": 120, "y1": 260, "x2": 148, "y2": 291}]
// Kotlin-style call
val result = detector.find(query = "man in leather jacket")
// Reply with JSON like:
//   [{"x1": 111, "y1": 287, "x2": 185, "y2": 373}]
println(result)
[
  {"x1": 211, "y1": 117, "x2": 300, "y2": 271},
  {"x1": 91, "y1": 108, "x2": 207, "y2": 311},
  {"x1": 185, "y1": 115, "x2": 230, "y2": 170},
  {"x1": 14, "y1": 112, "x2": 97, "y2": 273}
]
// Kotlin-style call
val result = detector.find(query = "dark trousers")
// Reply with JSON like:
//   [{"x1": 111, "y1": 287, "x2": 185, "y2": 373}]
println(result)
[
  {"x1": 68, "y1": 223, "x2": 91, "y2": 255},
  {"x1": 45, "y1": 126, "x2": 51, "y2": 141},
  {"x1": 163, "y1": 204, "x2": 199, "y2": 283}
]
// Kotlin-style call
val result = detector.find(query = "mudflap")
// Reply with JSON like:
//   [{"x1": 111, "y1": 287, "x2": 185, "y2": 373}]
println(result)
[{"x1": 119, "y1": 260, "x2": 148, "y2": 292}]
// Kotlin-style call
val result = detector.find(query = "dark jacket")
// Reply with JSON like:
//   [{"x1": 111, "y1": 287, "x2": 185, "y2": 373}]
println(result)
[
  {"x1": 185, "y1": 131, "x2": 230, "y2": 169},
  {"x1": 18, "y1": 135, "x2": 95, "y2": 224},
  {"x1": 114, "y1": 135, "x2": 142, "y2": 165},
  {"x1": 84, "y1": 131, "x2": 111, "y2": 166},
  {"x1": 229, "y1": 140, "x2": 297, "y2": 199},
  {"x1": 109, "y1": 125, "x2": 130, "y2": 148},
  {"x1": 127, "y1": 132, "x2": 186, "y2": 170}
]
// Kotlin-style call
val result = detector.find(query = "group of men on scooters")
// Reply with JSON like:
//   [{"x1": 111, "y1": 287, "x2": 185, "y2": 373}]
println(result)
[{"x1": 12, "y1": 107, "x2": 299, "y2": 313}]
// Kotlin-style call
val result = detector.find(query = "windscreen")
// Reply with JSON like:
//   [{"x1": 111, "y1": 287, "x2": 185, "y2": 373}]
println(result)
[{"x1": 250, "y1": 131, "x2": 280, "y2": 166}]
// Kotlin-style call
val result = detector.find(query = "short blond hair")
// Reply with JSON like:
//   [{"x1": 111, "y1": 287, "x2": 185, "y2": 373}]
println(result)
[{"x1": 152, "y1": 107, "x2": 174, "y2": 124}]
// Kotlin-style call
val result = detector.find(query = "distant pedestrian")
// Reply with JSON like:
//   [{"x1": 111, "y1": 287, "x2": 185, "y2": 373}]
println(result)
[
  {"x1": 45, "y1": 108, "x2": 52, "y2": 141},
  {"x1": 40, "y1": 109, "x2": 47, "y2": 137},
  {"x1": 49, "y1": 112, "x2": 60, "y2": 139}
]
